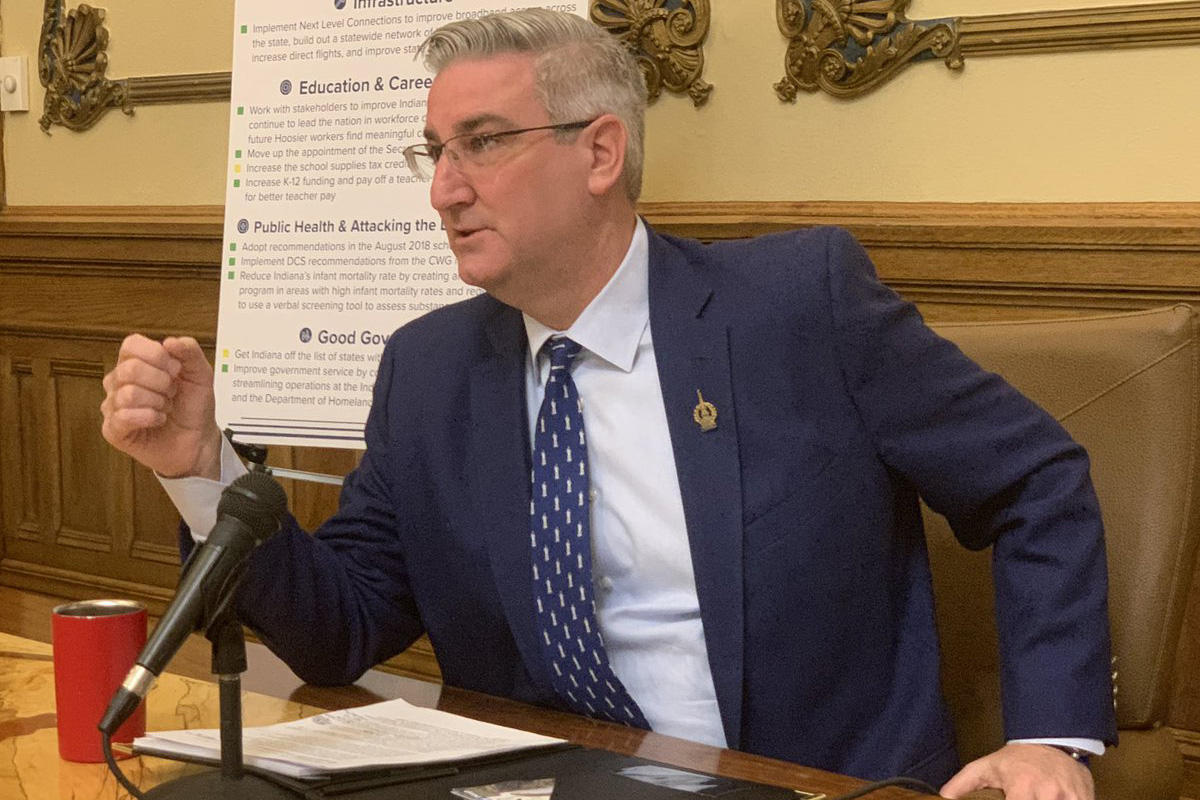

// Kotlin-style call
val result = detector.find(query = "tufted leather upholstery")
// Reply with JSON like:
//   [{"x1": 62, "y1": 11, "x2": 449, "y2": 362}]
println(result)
[{"x1": 926, "y1": 305, "x2": 1200, "y2": 799}]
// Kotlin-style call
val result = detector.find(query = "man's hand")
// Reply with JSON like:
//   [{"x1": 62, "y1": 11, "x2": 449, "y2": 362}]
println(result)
[
  {"x1": 100, "y1": 334, "x2": 223, "y2": 480},
  {"x1": 941, "y1": 743, "x2": 1093, "y2": 800}
]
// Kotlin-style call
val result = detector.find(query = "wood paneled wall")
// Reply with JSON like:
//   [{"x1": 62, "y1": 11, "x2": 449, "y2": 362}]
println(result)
[{"x1": 3, "y1": 202, "x2": 1199, "y2": 790}]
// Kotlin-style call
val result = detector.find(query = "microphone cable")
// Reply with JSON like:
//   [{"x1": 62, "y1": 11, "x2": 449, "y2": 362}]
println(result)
[{"x1": 103, "y1": 731, "x2": 149, "y2": 800}]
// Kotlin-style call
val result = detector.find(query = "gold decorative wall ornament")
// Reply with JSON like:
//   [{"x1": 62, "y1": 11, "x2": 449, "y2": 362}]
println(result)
[
  {"x1": 38, "y1": 2, "x2": 130, "y2": 133},
  {"x1": 775, "y1": 0, "x2": 961, "y2": 100},
  {"x1": 591, "y1": 0, "x2": 713, "y2": 106},
  {"x1": 38, "y1": 0, "x2": 230, "y2": 133},
  {"x1": 777, "y1": 0, "x2": 1200, "y2": 100}
]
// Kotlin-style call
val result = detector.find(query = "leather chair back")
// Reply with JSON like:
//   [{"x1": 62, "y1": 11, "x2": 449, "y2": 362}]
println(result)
[{"x1": 925, "y1": 305, "x2": 1200, "y2": 798}]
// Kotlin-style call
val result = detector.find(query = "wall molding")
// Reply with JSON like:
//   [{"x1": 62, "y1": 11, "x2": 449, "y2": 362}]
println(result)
[
  {"x1": 4, "y1": 201, "x2": 1197, "y2": 237},
  {"x1": 126, "y1": 73, "x2": 235, "y2": 105},
  {"x1": 0, "y1": 204, "x2": 225, "y2": 233},
  {"x1": 3, "y1": 199, "x2": 1199, "y2": 251},
  {"x1": 0, "y1": 205, "x2": 223, "y2": 277},
  {"x1": 776, "y1": 0, "x2": 1200, "y2": 99},
  {"x1": 641, "y1": 200, "x2": 1200, "y2": 319},
  {"x1": 0, "y1": 558, "x2": 175, "y2": 613},
  {"x1": 638, "y1": 200, "x2": 1200, "y2": 240},
  {"x1": 1174, "y1": 727, "x2": 1200, "y2": 800},
  {"x1": 959, "y1": 1, "x2": 1200, "y2": 58}
]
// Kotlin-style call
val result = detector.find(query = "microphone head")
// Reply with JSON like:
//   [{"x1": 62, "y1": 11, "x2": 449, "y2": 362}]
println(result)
[{"x1": 217, "y1": 471, "x2": 289, "y2": 542}]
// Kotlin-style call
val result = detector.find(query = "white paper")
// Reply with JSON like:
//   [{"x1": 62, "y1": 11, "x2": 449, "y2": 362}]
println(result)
[{"x1": 133, "y1": 697, "x2": 565, "y2": 779}]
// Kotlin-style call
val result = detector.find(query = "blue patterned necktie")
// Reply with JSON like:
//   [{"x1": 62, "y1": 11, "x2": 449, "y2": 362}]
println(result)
[{"x1": 529, "y1": 337, "x2": 649, "y2": 728}]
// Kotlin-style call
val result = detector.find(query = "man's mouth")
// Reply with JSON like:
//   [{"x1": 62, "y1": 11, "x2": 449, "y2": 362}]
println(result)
[{"x1": 453, "y1": 227, "x2": 485, "y2": 242}]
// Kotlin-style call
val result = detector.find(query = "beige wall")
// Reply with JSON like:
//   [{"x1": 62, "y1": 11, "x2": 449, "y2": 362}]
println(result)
[
  {"x1": 1, "y1": 0, "x2": 234, "y2": 206},
  {"x1": 644, "y1": 1, "x2": 1200, "y2": 202},
  {"x1": 2, "y1": 0, "x2": 1197, "y2": 205}
]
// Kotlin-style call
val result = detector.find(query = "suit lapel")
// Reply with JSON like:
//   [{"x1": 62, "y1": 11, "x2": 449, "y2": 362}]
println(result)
[
  {"x1": 468, "y1": 304, "x2": 547, "y2": 686},
  {"x1": 647, "y1": 229, "x2": 746, "y2": 749}
]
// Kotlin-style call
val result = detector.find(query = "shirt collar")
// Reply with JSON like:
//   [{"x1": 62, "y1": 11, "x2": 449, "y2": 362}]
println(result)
[{"x1": 524, "y1": 218, "x2": 649, "y2": 384}]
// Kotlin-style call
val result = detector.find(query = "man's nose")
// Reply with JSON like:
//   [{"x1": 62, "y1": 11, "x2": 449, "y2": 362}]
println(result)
[{"x1": 429, "y1": 155, "x2": 474, "y2": 211}]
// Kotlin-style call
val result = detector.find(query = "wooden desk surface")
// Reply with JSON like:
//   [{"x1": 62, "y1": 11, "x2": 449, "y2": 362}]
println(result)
[{"x1": 0, "y1": 630, "x2": 933, "y2": 799}]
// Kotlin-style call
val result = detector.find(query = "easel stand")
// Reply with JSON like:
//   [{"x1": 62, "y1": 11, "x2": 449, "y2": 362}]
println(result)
[
  {"x1": 144, "y1": 612, "x2": 298, "y2": 799},
  {"x1": 226, "y1": 429, "x2": 345, "y2": 486}
]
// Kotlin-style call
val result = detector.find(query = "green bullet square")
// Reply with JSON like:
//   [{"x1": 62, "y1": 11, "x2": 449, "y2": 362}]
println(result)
[
  {"x1": 230, "y1": 243, "x2": 237, "y2": 251},
  {"x1": 221, "y1": 364, "x2": 229, "y2": 373},
  {"x1": 237, "y1": 107, "x2": 244, "y2": 115},
  {"x1": 240, "y1": 24, "x2": 247, "y2": 33},
  {"x1": 235, "y1": 149, "x2": 242, "y2": 158},
  {"x1": 228, "y1": 257, "x2": 236, "y2": 266},
  {"x1": 233, "y1": 179, "x2": 240, "y2": 188},
  {"x1": 227, "y1": 271, "x2": 235, "y2": 280}
]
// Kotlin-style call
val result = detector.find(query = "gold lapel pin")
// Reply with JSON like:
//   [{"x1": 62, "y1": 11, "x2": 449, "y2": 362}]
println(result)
[{"x1": 693, "y1": 389, "x2": 718, "y2": 432}]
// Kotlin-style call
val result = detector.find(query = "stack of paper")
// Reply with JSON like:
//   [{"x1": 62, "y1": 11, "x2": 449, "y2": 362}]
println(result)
[{"x1": 133, "y1": 698, "x2": 566, "y2": 779}]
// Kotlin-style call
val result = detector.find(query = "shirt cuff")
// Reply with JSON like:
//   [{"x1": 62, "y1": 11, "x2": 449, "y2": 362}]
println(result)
[
  {"x1": 1008, "y1": 737, "x2": 1105, "y2": 756},
  {"x1": 156, "y1": 438, "x2": 249, "y2": 542}
]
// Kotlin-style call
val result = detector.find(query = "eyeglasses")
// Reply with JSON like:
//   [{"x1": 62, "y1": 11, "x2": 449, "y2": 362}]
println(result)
[{"x1": 401, "y1": 119, "x2": 596, "y2": 180}]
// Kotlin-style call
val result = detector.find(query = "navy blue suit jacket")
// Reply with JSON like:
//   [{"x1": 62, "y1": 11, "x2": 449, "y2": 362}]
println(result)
[{"x1": 233, "y1": 224, "x2": 1117, "y2": 783}]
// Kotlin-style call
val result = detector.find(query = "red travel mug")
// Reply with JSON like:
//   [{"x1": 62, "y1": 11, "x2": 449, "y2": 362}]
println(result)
[{"x1": 52, "y1": 599, "x2": 147, "y2": 762}]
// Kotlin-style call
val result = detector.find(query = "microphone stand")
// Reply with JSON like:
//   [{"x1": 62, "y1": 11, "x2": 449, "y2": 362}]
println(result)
[{"x1": 143, "y1": 577, "x2": 298, "y2": 798}]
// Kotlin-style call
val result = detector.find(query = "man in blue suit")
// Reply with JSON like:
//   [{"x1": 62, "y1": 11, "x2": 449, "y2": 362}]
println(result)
[{"x1": 100, "y1": 9, "x2": 1113, "y2": 798}]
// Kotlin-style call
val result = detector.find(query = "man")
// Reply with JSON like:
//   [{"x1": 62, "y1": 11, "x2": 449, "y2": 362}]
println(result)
[{"x1": 101, "y1": 9, "x2": 1114, "y2": 799}]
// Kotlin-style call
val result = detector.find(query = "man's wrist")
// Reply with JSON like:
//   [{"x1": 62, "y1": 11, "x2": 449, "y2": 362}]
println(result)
[
  {"x1": 190, "y1": 426, "x2": 227, "y2": 481},
  {"x1": 153, "y1": 427, "x2": 225, "y2": 481},
  {"x1": 1008, "y1": 738, "x2": 1102, "y2": 770}
]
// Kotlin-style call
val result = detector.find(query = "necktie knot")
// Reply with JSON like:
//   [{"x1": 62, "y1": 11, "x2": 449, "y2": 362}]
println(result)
[{"x1": 544, "y1": 336, "x2": 582, "y2": 375}]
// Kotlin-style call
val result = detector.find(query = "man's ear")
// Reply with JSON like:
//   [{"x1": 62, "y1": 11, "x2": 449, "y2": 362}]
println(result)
[{"x1": 583, "y1": 115, "x2": 627, "y2": 197}]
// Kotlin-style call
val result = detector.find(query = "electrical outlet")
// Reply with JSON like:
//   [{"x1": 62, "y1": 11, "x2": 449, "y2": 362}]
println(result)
[{"x1": 0, "y1": 56, "x2": 30, "y2": 112}]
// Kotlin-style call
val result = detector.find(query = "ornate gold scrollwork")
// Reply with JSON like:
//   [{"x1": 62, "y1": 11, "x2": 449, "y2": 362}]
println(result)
[
  {"x1": 591, "y1": 0, "x2": 713, "y2": 106},
  {"x1": 39, "y1": 1, "x2": 131, "y2": 133},
  {"x1": 774, "y1": 0, "x2": 962, "y2": 100}
]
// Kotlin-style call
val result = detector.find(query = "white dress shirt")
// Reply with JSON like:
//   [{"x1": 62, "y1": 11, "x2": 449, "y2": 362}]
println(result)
[{"x1": 520, "y1": 219, "x2": 726, "y2": 746}]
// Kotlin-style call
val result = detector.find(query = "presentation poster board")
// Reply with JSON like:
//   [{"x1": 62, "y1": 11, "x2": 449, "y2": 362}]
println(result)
[{"x1": 216, "y1": 0, "x2": 588, "y2": 448}]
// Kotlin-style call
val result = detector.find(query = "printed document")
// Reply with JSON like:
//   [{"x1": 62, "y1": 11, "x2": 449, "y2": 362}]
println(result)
[{"x1": 133, "y1": 697, "x2": 565, "y2": 779}]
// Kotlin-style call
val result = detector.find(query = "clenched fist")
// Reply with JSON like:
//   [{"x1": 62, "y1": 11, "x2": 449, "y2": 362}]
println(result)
[{"x1": 100, "y1": 334, "x2": 224, "y2": 480}]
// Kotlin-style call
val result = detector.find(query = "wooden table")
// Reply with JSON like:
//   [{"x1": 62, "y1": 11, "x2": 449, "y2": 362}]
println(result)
[{"x1": 0, "y1": 630, "x2": 941, "y2": 799}]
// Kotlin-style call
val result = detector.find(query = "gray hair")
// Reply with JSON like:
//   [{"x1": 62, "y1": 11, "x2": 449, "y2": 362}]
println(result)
[{"x1": 419, "y1": 8, "x2": 647, "y2": 201}]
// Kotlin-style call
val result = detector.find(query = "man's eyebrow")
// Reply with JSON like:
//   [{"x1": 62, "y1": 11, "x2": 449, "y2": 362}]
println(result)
[{"x1": 423, "y1": 113, "x2": 517, "y2": 142}]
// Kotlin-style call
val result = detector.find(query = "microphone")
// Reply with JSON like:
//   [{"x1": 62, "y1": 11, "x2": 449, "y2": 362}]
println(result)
[{"x1": 99, "y1": 471, "x2": 288, "y2": 735}]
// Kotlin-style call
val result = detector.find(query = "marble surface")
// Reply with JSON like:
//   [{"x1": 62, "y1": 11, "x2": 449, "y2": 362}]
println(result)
[{"x1": 0, "y1": 632, "x2": 322, "y2": 799}]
